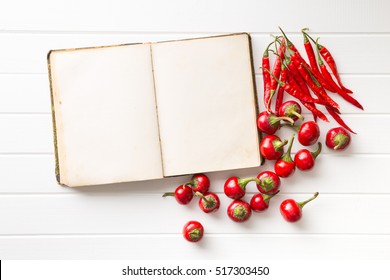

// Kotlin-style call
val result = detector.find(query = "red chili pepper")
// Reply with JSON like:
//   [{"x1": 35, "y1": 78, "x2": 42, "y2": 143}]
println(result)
[
  {"x1": 326, "y1": 106, "x2": 356, "y2": 134},
  {"x1": 301, "y1": 30, "x2": 336, "y2": 92},
  {"x1": 270, "y1": 38, "x2": 285, "y2": 93},
  {"x1": 315, "y1": 44, "x2": 364, "y2": 110},
  {"x1": 317, "y1": 44, "x2": 353, "y2": 94},
  {"x1": 262, "y1": 42, "x2": 273, "y2": 112},
  {"x1": 274, "y1": 63, "x2": 288, "y2": 113}
]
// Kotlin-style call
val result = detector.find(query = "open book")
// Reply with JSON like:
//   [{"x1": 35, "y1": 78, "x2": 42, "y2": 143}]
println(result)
[{"x1": 48, "y1": 33, "x2": 260, "y2": 187}]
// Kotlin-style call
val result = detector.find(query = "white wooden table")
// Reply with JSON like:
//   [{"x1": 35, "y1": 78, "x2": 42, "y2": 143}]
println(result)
[{"x1": 0, "y1": 0, "x2": 389, "y2": 260}]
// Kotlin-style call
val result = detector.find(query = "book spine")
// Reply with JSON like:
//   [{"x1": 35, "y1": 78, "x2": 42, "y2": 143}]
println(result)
[{"x1": 47, "y1": 51, "x2": 61, "y2": 184}]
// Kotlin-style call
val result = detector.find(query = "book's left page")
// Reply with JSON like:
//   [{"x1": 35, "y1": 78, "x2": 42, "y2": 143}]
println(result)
[{"x1": 48, "y1": 44, "x2": 164, "y2": 187}]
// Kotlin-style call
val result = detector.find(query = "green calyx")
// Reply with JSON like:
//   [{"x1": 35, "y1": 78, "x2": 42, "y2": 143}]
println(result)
[
  {"x1": 260, "y1": 177, "x2": 275, "y2": 192},
  {"x1": 234, "y1": 205, "x2": 248, "y2": 219},
  {"x1": 189, "y1": 228, "x2": 202, "y2": 241},
  {"x1": 196, "y1": 192, "x2": 217, "y2": 209},
  {"x1": 301, "y1": 28, "x2": 310, "y2": 43},
  {"x1": 273, "y1": 138, "x2": 288, "y2": 151},
  {"x1": 281, "y1": 134, "x2": 295, "y2": 162},
  {"x1": 285, "y1": 104, "x2": 304, "y2": 121},
  {"x1": 315, "y1": 38, "x2": 325, "y2": 66},
  {"x1": 334, "y1": 134, "x2": 348, "y2": 150}
]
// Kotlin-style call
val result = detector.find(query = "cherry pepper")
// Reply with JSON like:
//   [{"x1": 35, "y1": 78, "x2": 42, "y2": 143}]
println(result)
[
  {"x1": 278, "y1": 100, "x2": 304, "y2": 122},
  {"x1": 224, "y1": 176, "x2": 262, "y2": 199},
  {"x1": 256, "y1": 171, "x2": 281, "y2": 195},
  {"x1": 185, "y1": 173, "x2": 210, "y2": 194},
  {"x1": 196, "y1": 192, "x2": 220, "y2": 213},
  {"x1": 250, "y1": 190, "x2": 280, "y2": 212},
  {"x1": 260, "y1": 135, "x2": 288, "y2": 160},
  {"x1": 280, "y1": 192, "x2": 319, "y2": 222},
  {"x1": 326, "y1": 127, "x2": 351, "y2": 151},
  {"x1": 274, "y1": 134, "x2": 296, "y2": 178},
  {"x1": 182, "y1": 220, "x2": 204, "y2": 242},
  {"x1": 294, "y1": 142, "x2": 322, "y2": 171},
  {"x1": 162, "y1": 184, "x2": 193, "y2": 205},
  {"x1": 227, "y1": 199, "x2": 252, "y2": 222},
  {"x1": 257, "y1": 111, "x2": 294, "y2": 135},
  {"x1": 285, "y1": 121, "x2": 320, "y2": 146}
]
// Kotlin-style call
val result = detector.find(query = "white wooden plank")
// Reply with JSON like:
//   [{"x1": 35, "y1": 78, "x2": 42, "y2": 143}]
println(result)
[
  {"x1": 0, "y1": 115, "x2": 385, "y2": 153},
  {"x1": 0, "y1": 154, "x2": 389, "y2": 194},
  {"x1": 0, "y1": 194, "x2": 389, "y2": 235},
  {"x1": 0, "y1": 115, "x2": 53, "y2": 153},
  {"x1": 1, "y1": 33, "x2": 390, "y2": 74},
  {"x1": 1, "y1": 0, "x2": 389, "y2": 33},
  {"x1": 0, "y1": 234, "x2": 389, "y2": 260},
  {"x1": 0, "y1": 74, "x2": 51, "y2": 113},
  {"x1": 0, "y1": 74, "x2": 383, "y2": 114}
]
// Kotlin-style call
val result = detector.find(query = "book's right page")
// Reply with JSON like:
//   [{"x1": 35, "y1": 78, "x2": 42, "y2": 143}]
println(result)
[{"x1": 152, "y1": 33, "x2": 260, "y2": 177}]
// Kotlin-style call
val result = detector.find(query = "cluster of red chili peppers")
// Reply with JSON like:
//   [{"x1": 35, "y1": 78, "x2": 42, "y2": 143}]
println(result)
[
  {"x1": 163, "y1": 28, "x2": 361, "y2": 243},
  {"x1": 262, "y1": 28, "x2": 363, "y2": 132}
]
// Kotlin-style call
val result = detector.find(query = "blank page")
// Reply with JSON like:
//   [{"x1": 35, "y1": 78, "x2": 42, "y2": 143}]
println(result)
[
  {"x1": 152, "y1": 34, "x2": 260, "y2": 176},
  {"x1": 49, "y1": 44, "x2": 163, "y2": 186}
]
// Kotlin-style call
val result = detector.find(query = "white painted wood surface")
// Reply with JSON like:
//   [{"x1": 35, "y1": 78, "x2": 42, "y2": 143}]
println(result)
[{"x1": 1, "y1": 0, "x2": 389, "y2": 260}]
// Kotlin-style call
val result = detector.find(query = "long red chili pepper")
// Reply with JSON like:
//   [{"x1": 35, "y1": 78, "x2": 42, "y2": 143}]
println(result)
[
  {"x1": 274, "y1": 63, "x2": 288, "y2": 113},
  {"x1": 262, "y1": 42, "x2": 273, "y2": 112},
  {"x1": 301, "y1": 30, "x2": 336, "y2": 92},
  {"x1": 318, "y1": 43, "x2": 353, "y2": 94},
  {"x1": 315, "y1": 42, "x2": 364, "y2": 110},
  {"x1": 270, "y1": 38, "x2": 285, "y2": 94},
  {"x1": 264, "y1": 40, "x2": 284, "y2": 113}
]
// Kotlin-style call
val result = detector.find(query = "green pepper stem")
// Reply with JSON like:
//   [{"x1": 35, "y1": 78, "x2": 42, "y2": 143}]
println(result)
[
  {"x1": 238, "y1": 177, "x2": 262, "y2": 188},
  {"x1": 281, "y1": 134, "x2": 295, "y2": 162},
  {"x1": 291, "y1": 110, "x2": 304, "y2": 121},
  {"x1": 162, "y1": 192, "x2": 174, "y2": 197},
  {"x1": 311, "y1": 142, "x2": 322, "y2": 159},
  {"x1": 298, "y1": 192, "x2": 319, "y2": 209},
  {"x1": 195, "y1": 191, "x2": 208, "y2": 202},
  {"x1": 263, "y1": 190, "x2": 280, "y2": 203},
  {"x1": 263, "y1": 41, "x2": 274, "y2": 57},
  {"x1": 301, "y1": 29, "x2": 319, "y2": 47},
  {"x1": 278, "y1": 26, "x2": 293, "y2": 47},
  {"x1": 269, "y1": 114, "x2": 295, "y2": 126}
]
